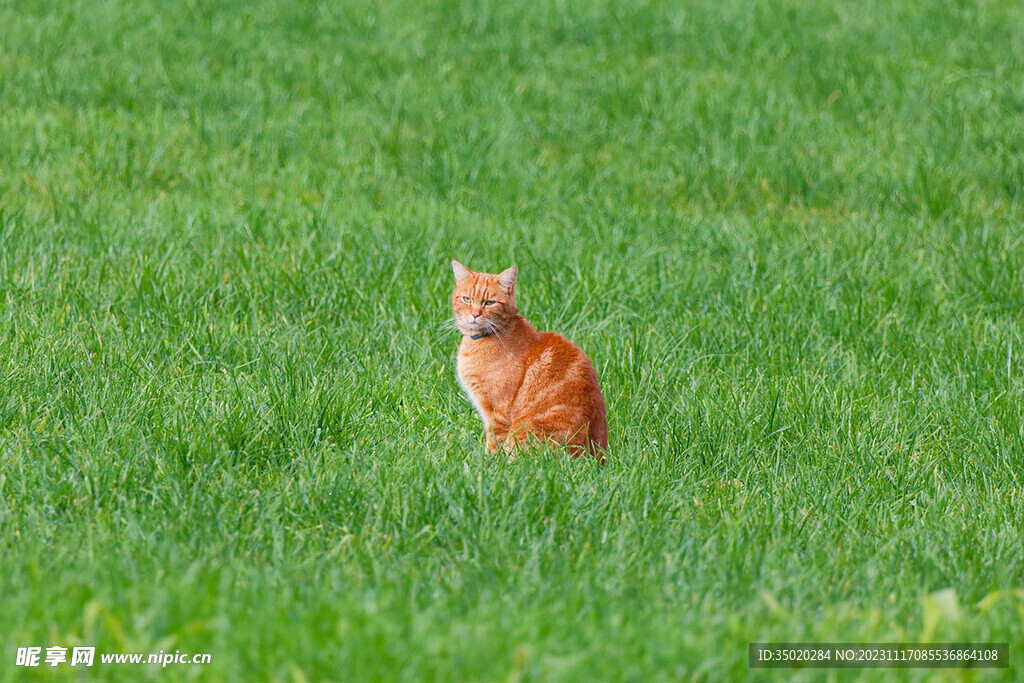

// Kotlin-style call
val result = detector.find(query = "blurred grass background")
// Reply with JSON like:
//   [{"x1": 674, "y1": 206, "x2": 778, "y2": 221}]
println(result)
[{"x1": 1, "y1": 0, "x2": 1023, "y2": 679}]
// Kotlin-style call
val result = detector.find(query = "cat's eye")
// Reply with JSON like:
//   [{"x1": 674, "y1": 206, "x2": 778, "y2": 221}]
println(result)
[
  {"x1": 484, "y1": 300, "x2": 496, "y2": 306},
  {"x1": 461, "y1": 296, "x2": 472, "y2": 303}
]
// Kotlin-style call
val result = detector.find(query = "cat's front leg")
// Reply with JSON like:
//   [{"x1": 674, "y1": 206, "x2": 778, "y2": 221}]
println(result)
[{"x1": 496, "y1": 424, "x2": 531, "y2": 461}]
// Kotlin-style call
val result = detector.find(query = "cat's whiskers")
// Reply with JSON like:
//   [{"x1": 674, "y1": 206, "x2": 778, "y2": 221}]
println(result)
[
  {"x1": 439, "y1": 314, "x2": 501, "y2": 344},
  {"x1": 484, "y1": 319, "x2": 511, "y2": 352},
  {"x1": 436, "y1": 320, "x2": 457, "y2": 332}
]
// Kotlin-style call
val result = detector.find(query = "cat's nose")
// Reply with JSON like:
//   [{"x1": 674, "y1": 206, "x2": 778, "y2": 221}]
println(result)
[{"x1": 471, "y1": 312, "x2": 482, "y2": 320}]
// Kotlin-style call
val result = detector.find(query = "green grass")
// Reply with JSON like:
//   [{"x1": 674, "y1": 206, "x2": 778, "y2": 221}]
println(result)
[{"x1": 2, "y1": 0, "x2": 1023, "y2": 680}]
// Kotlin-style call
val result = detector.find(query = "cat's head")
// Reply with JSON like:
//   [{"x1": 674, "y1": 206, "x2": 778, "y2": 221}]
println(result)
[{"x1": 450, "y1": 260, "x2": 518, "y2": 337}]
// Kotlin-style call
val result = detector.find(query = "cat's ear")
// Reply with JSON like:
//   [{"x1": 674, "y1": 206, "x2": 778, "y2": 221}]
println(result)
[
  {"x1": 451, "y1": 259, "x2": 473, "y2": 285},
  {"x1": 497, "y1": 265, "x2": 518, "y2": 292}
]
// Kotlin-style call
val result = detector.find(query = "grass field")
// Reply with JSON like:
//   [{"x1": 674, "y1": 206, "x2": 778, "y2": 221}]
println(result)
[{"x1": 2, "y1": 0, "x2": 1024, "y2": 680}]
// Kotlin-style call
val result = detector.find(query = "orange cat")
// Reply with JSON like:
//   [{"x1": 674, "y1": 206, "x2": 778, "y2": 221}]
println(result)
[{"x1": 450, "y1": 260, "x2": 608, "y2": 461}]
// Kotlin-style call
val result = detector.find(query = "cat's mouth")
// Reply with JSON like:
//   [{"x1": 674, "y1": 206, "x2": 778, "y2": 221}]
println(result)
[
  {"x1": 460, "y1": 322, "x2": 487, "y2": 335},
  {"x1": 457, "y1": 317, "x2": 498, "y2": 337}
]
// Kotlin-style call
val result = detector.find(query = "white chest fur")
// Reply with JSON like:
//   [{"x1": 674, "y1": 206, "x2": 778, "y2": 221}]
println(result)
[{"x1": 456, "y1": 353, "x2": 489, "y2": 427}]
